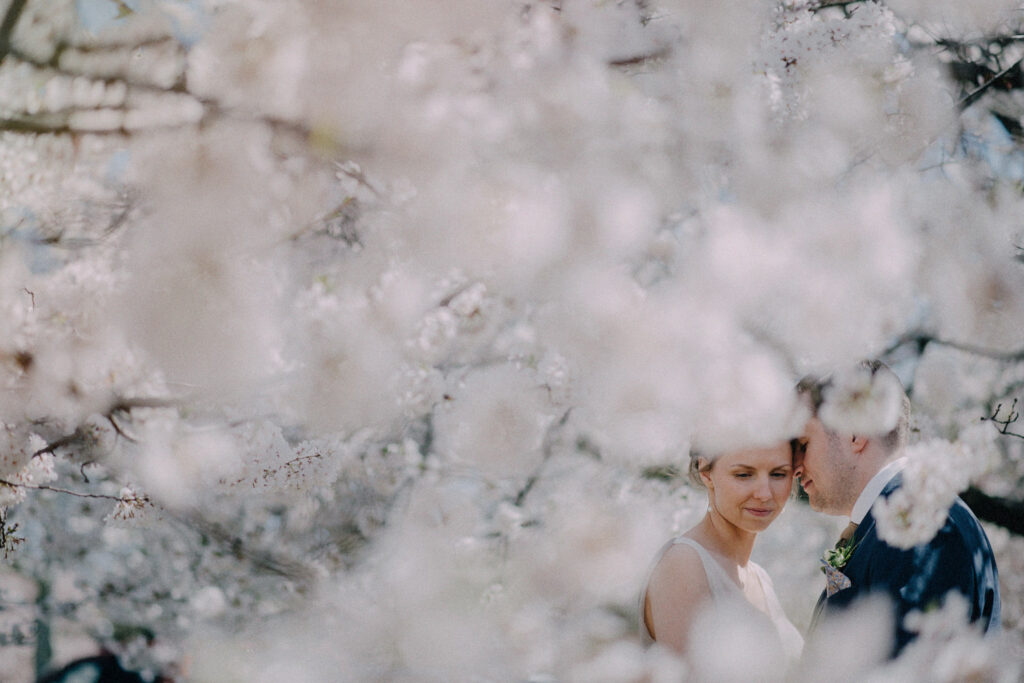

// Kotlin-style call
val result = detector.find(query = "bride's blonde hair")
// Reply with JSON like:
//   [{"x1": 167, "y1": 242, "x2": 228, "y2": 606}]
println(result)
[
  {"x1": 687, "y1": 449, "x2": 714, "y2": 488},
  {"x1": 688, "y1": 441, "x2": 800, "y2": 491}
]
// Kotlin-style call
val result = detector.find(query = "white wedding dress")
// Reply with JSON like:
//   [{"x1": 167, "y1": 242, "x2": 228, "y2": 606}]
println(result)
[{"x1": 640, "y1": 537, "x2": 804, "y2": 666}]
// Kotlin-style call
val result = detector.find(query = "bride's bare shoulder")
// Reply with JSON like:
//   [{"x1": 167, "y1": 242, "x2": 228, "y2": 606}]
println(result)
[
  {"x1": 644, "y1": 540, "x2": 713, "y2": 650},
  {"x1": 650, "y1": 540, "x2": 710, "y2": 592}
]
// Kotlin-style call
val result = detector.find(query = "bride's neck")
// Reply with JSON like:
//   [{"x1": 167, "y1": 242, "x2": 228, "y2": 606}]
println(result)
[{"x1": 698, "y1": 511, "x2": 756, "y2": 566}]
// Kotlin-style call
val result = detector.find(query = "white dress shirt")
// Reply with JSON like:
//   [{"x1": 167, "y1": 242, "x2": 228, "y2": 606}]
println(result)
[{"x1": 849, "y1": 456, "x2": 907, "y2": 524}]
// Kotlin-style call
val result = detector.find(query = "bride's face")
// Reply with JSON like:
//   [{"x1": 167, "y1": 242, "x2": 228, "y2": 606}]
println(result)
[{"x1": 700, "y1": 443, "x2": 794, "y2": 532}]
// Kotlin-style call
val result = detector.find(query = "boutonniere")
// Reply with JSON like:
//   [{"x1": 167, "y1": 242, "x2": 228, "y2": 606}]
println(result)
[
  {"x1": 822, "y1": 541, "x2": 856, "y2": 572},
  {"x1": 820, "y1": 542, "x2": 856, "y2": 597}
]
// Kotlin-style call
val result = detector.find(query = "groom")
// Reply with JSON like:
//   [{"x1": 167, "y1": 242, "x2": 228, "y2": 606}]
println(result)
[{"x1": 794, "y1": 360, "x2": 1001, "y2": 657}]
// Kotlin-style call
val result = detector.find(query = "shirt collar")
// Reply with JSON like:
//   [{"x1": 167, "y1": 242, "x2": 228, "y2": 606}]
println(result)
[{"x1": 849, "y1": 456, "x2": 906, "y2": 524}]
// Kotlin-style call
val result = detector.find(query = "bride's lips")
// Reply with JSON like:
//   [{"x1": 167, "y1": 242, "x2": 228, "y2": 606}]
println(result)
[{"x1": 745, "y1": 507, "x2": 775, "y2": 517}]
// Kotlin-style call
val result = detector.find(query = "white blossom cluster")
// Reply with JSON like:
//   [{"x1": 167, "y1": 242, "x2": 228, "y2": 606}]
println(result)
[
  {"x1": 0, "y1": 428, "x2": 53, "y2": 507},
  {"x1": 762, "y1": 2, "x2": 903, "y2": 120},
  {"x1": 818, "y1": 362, "x2": 906, "y2": 436},
  {"x1": 873, "y1": 432, "x2": 992, "y2": 549}
]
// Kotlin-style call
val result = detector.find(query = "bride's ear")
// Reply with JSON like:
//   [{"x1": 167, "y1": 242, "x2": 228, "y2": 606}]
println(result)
[{"x1": 698, "y1": 459, "x2": 714, "y2": 489}]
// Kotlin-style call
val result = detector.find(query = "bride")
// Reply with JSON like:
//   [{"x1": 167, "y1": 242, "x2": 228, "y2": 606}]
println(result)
[{"x1": 640, "y1": 441, "x2": 804, "y2": 669}]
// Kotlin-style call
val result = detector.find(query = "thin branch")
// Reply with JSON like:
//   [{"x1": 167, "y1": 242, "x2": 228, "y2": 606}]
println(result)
[
  {"x1": 29, "y1": 396, "x2": 176, "y2": 459},
  {"x1": 0, "y1": 43, "x2": 326, "y2": 146},
  {"x1": 103, "y1": 192, "x2": 135, "y2": 238},
  {"x1": 982, "y1": 399, "x2": 1024, "y2": 440},
  {"x1": 32, "y1": 429, "x2": 88, "y2": 458},
  {"x1": 105, "y1": 411, "x2": 137, "y2": 444},
  {"x1": 609, "y1": 46, "x2": 672, "y2": 68},
  {"x1": 55, "y1": 34, "x2": 183, "y2": 58},
  {"x1": 8, "y1": 45, "x2": 188, "y2": 94},
  {"x1": 884, "y1": 330, "x2": 1024, "y2": 362},
  {"x1": 0, "y1": 0, "x2": 28, "y2": 65},
  {"x1": 0, "y1": 508, "x2": 24, "y2": 558},
  {"x1": 107, "y1": 396, "x2": 179, "y2": 413},
  {"x1": 809, "y1": 1, "x2": 864, "y2": 15},
  {"x1": 959, "y1": 56, "x2": 1024, "y2": 109},
  {"x1": 171, "y1": 513, "x2": 318, "y2": 584},
  {"x1": 0, "y1": 478, "x2": 128, "y2": 502},
  {"x1": 335, "y1": 162, "x2": 384, "y2": 199}
]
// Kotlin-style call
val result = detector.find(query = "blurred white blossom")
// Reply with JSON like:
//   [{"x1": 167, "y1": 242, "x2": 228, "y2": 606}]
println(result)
[
  {"x1": 873, "y1": 438, "x2": 987, "y2": 549},
  {"x1": 819, "y1": 363, "x2": 906, "y2": 436}
]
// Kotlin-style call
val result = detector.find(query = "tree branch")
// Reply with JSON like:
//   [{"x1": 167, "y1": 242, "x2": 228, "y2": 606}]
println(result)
[
  {"x1": 959, "y1": 57, "x2": 1024, "y2": 109},
  {"x1": 0, "y1": 478, "x2": 129, "y2": 502},
  {"x1": 961, "y1": 487, "x2": 1024, "y2": 536},
  {"x1": 0, "y1": 0, "x2": 28, "y2": 66},
  {"x1": 172, "y1": 513, "x2": 318, "y2": 584},
  {"x1": 982, "y1": 399, "x2": 1024, "y2": 440},
  {"x1": 809, "y1": 0, "x2": 865, "y2": 15},
  {"x1": 884, "y1": 329, "x2": 1024, "y2": 362}
]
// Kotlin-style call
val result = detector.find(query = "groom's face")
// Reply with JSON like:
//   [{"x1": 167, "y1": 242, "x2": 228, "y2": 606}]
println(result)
[{"x1": 794, "y1": 417, "x2": 859, "y2": 516}]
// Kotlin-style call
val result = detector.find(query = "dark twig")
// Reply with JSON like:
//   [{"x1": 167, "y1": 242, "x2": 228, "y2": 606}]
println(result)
[
  {"x1": 0, "y1": 478, "x2": 131, "y2": 502},
  {"x1": 609, "y1": 46, "x2": 671, "y2": 68},
  {"x1": 32, "y1": 429, "x2": 88, "y2": 458},
  {"x1": 8, "y1": 44, "x2": 189, "y2": 94},
  {"x1": 0, "y1": 0, "x2": 28, "y2": 66},
  {"x1": 30, "y1": 396, "x2": 176, "y2": 458},
  {"x1": 982, "y1": 399, "x2": 1024, "y2": 440},
  {"x1": 105, "y1": 411, "x2": 137, "y2": 444},
  {"x1": 809, "y1": 0, "x2": 864, "y2": 15},
  {"x1": 884, "y1": 330, "x2": 1024, "y2": 363},
  {"x1": 172, "y1": 513, "x2": 318, "y2": 584},
  {"x1": 959, "y1": 57, "x2": 1024, "y2": 109},
  {"x1": 335, "y1": 162, "x2": 383, "y2": 199},
  {"x1": 0, "y1": 508, "x2": 24, "y2": 558}
]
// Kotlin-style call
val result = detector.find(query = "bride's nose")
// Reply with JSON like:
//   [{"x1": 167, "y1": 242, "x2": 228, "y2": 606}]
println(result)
[{"x1": 754, "y1": 477, "x2": 772, "y2": 500}]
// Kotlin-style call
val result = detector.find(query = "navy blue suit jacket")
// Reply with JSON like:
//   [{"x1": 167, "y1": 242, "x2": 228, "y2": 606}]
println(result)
[{"x1": 811, "y1": 476, "x2": 1001, "y2": 656}]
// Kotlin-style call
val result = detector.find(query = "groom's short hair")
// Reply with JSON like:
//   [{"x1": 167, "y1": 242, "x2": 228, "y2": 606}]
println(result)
[{"x1": 796, "y1": 359, "x2": 910, "y2": 452}]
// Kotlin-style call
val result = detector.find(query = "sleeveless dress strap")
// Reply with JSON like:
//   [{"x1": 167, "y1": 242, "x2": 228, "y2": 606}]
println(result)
[
  {"x1": 668, "y1": 537, "x2": 741, "y2": 598},
  {"x1": 638, "y1": 536, "x2": 740, "y2": 641}
]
